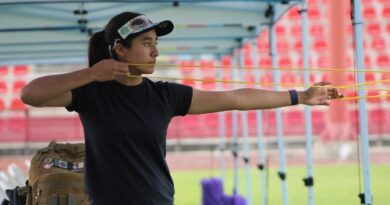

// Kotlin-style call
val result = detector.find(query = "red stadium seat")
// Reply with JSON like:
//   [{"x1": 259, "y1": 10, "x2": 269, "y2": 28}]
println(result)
[
  {"x1": 0, "y1": 98, "x2": 5, "y2": 111},
  {"x1": 259, "y1": 58, "x2": 272, "y2": 68},
  {"x1": 13, "y1": 65, "x2": 29, "y2": 76},
  {"x1": 275, "y1": 25, "x2": 286, "y2": 36},
  {"x1": 296, "y1": 57, "x2": 313, "y2": 68},
  {"x1": 260, "y1": 73, "x2": 273, "y2": 88},
  {"x1": 242, "y1": 43, "x2": 252, "y2": 57},
  {"x1": 279, "y1": 57, "x2": 292, "y2": 68},
  {"x1": 317, "y1": 56, "x2": 329, "y2": 68},
  {"x1": 283, "y1": 110, "x2": 305, "y2": 135},
  {"x1": 386, "y1": 91, "x2": 390, "y2": 102},
  {"x1": 365, "y1": 72, "x2": 376, "y2": 82},
  {"x1": 200, "y1": 60, "x2": 214, "y2": 69},
  {"x1": 0, "y1": 81, "x2": 6, "y2": 94},
  {"x1": 291, "y1": 24, "x2": 302, "y2": 36},
  {"x1": 364, "y1": 55, "x2": 372, "y2": 68},
  {"x1": 308, "y1": 7, "x2": 321, "y2": 19},
  {"x1": 311, "y1": 109, "x2": 325, "y2": 134},
  {"x1": 381, "y1": 72, "x2": 390, "y2": 85},
  {"x1": 281, "y1": 73, "x2": 296, "y2": 87},
  {"x1": 368, "y1": 108, "x2": 386, "y2": 135},
  {"x1": 244, "y1": 58, "x2": 253, "y2": 68},
  {"x1": 363, "y1": 6, "x2": 377, "y2": 19},
  {"x1": 321, "y1": 73, "x2": 331, "y2": 82},
  {"x1": 0, "y1": 66, "x2": 9, "y2": 76},
  {"x1": 220, "y1": 55, "x2": 231, "y2": 68},
  {"x1": 10, "y1": 98, "x2": 27, "y2": 111},
  {"x1": 313, "y1": 39, "x2": 327, "y2": 52},
  {"x1": 376, "y1": 55, "x2": 390, "y2": 67},
  {"x1": 346, "y1": 73, "x2": 355, "y2": 84},
  {"x1": 180, "y1": 60, "x2": 195, "y2": 67},
  {"x1": 387, "y1": 23, "x2": 390, "y2": 34},
  {"x1": 182, "y1": 79, "x2": 195, "y2": 87},
  {"x1": 298, "y1": 73, "x2": 316, "y2": 84},
  {"x1": 277, "y1": 40, "x2": 289, "y2": 53},
  {"x1": 221, "y1": 75, "x2": 232, "y2": 89},
  {"x1": 245, "y1": 75, "x2": 255, "y2": 86},
  {"x1": 345, "y1": 73, "x2": 376, "y2": 87},
  {"x1": 294, "y1": 40, "x2": 302, "y2": 52},
  {"x1": 366, "y1": 23, "x2": 381, "y2": 35},
  {"x1": 366, "y1": 90, "x2": 381, "y2": 104},
  {"x1": 12, "y1": 81, "x2": 26, "y2": 93},
  {"x1": 257, "y1": 30, "x2": 269, "y2": 42},
  {"x1": 310, "y1": 24, "x2": 324, "y2": 36},
  {"x1": 371, "y1": 36, "x2": 386, "y2": 51},
  {"x1": 200, "y1": 60, "x2": 216, "y2": 90},
  {"x1": 201, "y1": 77, "x2": 216, "y2": 90},
  {"x1": 179, "y1": 60, "x2": 195, "y2": 77},
  {"x1": 382, "y1": 6, "x2": 390, "y2": 18},
  {"x1": 220, "y1": 56, "x2": 232, "y2": 88},
  {"x1": 257, "y1": 39, "x2": 269, "y2": 52},
  {"x1": 345, "y1": 90, "x2": 357, "y2": 104},
  {"x1": 288, "y1": 7, "x2": 300, "y2": 21}
]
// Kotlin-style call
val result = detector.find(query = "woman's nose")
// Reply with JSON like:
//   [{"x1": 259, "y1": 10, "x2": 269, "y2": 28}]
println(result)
[{"x1": 151, "y1": 45, "x2": 159, "y2": 58}]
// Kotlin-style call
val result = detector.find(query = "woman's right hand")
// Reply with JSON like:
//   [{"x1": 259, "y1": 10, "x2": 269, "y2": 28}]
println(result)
[{"x1": 90, "y1": 59, "x2": 130, "y2": 82}]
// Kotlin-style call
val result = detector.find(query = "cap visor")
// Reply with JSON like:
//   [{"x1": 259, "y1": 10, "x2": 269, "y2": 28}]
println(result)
[{"x1": 155, "y1": 20, "x2": 174, "y2": 36}]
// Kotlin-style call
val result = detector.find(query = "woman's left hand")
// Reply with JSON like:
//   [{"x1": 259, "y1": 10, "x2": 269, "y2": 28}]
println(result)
[{"x1": 300, "y1": 82, "x2": 344, "y2": 106}]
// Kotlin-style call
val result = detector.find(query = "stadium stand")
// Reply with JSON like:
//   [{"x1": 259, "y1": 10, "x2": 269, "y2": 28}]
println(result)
[{"x1": 0, "y1": 0, "x2": 390, "y2": 143}]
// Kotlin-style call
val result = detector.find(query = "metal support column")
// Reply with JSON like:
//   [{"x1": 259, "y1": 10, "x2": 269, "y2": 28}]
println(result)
[
  {"x1": 300, "y1": 1, "x2": 315, "y2": 205},
  {"x1": 352, "y1": 0, "x2": 373, "y2": 204},
  {"x1": 252, "y1": 41, "x2": 267, "y2": 205},
  {"x1": 267, "y1": 4, "x2": 289, "y2": 205}
]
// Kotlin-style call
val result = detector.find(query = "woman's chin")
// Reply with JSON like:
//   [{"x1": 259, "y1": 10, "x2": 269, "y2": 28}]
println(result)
[
  {"x1": 130, "y1": 67, "x2": 154, "y2": 75},
  {"x1": 144, "y1": 71, "x2": 154, "y2": 74},
  {"x1": 142, "y1": 66, "x2": 155, "y2": 74}
]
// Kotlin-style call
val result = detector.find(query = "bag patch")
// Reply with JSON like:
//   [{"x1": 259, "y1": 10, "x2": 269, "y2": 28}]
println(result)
[{"x1": 26, "y1": 141, "x2": 90, "y2": 205}]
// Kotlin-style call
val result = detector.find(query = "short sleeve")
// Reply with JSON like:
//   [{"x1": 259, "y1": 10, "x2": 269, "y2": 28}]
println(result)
[
  {"x1": 164, "y1": 82, "x2": 193, "y2": 116},
  {"x1": 65, "y1": 83, "x2": 96, "y2": 113}
]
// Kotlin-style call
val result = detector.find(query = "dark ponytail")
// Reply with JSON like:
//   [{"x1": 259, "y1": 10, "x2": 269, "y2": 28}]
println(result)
[
  {"x1": 88, "y1": 12, "x2": 142, "y2": 67},
  {"x1": 88, "y1": 30, "x2": 110, "y2": 67}
]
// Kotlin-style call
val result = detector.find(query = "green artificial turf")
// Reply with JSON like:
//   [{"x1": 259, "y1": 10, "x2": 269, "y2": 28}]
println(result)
[{"x1": 172, "y1": 164, "x2": 390, "y2": 205}]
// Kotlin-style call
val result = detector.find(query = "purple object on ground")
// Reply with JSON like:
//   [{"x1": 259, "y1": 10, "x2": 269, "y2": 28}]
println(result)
[
  {"x1": 201, "y1": 178, "x2": 224, "y2": 205},
  {"x1": 222, "y1": 194, "x2": 247, "y2": 205}
]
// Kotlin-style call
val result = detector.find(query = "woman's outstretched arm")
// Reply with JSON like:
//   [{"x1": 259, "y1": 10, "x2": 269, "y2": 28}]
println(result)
[{"x1": 188, "y1": 82, "x2": 342, "y2": 114}]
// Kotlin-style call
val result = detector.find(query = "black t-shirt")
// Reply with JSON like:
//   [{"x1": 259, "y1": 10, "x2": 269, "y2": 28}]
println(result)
[{"x1": 66, "y1": 78, "x2": 193, "y2": 205}]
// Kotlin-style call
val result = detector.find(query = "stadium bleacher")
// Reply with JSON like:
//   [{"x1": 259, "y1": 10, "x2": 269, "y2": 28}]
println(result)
[{"x1": 0, "y1": 0, "x2": 389, "y2": 143}]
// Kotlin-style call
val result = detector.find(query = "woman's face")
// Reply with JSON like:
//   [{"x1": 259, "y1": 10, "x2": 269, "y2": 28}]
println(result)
[{"x1": 121, "y1": 30, "x2": 159, "y2": 75}]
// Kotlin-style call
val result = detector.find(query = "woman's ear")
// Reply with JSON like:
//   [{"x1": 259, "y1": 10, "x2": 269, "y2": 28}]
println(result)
[{"x1": 114, "y1": 43, "x2": 127, "y2": 60}]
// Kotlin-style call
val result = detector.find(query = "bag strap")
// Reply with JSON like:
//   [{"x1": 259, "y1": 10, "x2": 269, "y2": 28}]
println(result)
[
  {"x1": 67, "y1": 193, "x2": 76, "y2": 205},
  {"x1": 50, "y1": 194, "x2": 57, "y2": 205},
  {"x1": 39, "y1": 194, "x2": 85, "y2": 205}
]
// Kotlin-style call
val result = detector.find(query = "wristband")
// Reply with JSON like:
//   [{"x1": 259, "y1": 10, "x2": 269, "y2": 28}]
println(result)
[{"x1": 288, "y1": 90, "x2": 298, "y2": 105}]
